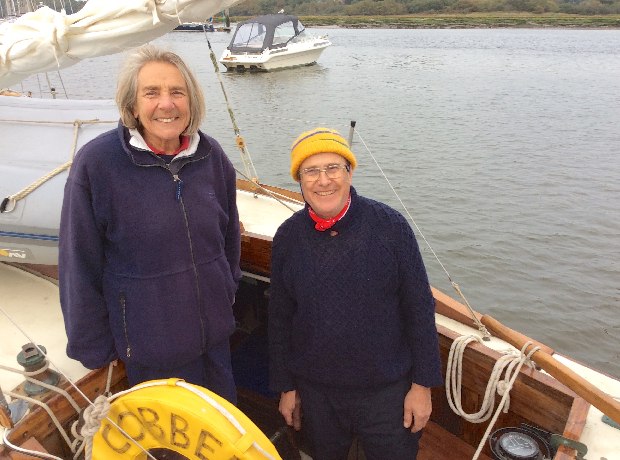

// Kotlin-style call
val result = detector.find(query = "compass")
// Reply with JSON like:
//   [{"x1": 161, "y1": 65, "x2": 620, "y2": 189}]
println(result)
[
  {"x1": 489, "y1": 426, "x2": 550, "y2": 460},
  {"x1": 496, "y1": 431, "x2": 541, "y2": 459}
]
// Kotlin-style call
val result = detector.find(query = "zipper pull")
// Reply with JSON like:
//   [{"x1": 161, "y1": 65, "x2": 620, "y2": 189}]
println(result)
[{"x1": 173, "y1": 174, "x2": 183, "y2": 201}]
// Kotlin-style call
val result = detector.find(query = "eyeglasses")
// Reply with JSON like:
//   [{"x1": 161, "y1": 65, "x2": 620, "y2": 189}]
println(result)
[{"x1": 299, "y1": 164, "x2": 350, "y2": 182}]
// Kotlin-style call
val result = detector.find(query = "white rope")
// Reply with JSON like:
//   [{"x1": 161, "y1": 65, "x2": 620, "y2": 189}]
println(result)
[
  {"x1": 2, "y1": 428, "x2": 63, "y2": 460},
  {"x1": 447, "y1": 335, "x2": 510, "y2": 423},
  {"x1": 81, "y1": 395, "x2": 111, "y2": 460},
  {"x1": 104, "y1": 360, "x2": 117, "y2": 396},
  {"x1": 5, "y1": 391, "x2": 73, "y2": 448},
  {"x1": 471, "y1": 343, "x2": 540, "y2": 460},
  {"x1": 445, "y1": 335, "x2": 539, "y2": 460}
]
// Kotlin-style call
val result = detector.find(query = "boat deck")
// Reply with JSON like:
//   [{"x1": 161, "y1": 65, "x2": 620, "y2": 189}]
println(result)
[{"x1": 2, "y1": 262, "x2": 619, "y2": 459}]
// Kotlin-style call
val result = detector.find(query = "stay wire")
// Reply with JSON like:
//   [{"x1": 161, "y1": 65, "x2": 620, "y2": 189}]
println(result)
[
  {"x1": 202, "y1": 26, "x2": 259, "y2": 183},
  {"x1": 352, "y1": 129, "x2": 491, "y2": 339}
]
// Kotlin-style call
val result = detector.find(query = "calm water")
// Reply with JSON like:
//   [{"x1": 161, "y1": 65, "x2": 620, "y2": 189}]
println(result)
[{"x1": 19, "y1": 27, "x2": 620, "y2": 378}]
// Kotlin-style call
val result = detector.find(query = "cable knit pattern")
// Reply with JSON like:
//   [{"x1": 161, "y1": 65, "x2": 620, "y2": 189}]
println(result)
[{"x1": 269, "y1": 187, "x2": 443, "y2": 392}]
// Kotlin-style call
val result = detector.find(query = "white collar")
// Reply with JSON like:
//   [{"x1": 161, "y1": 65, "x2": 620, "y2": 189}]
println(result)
[{"x1": 128, "y1": 129, "x2": 200, "y2": 160}]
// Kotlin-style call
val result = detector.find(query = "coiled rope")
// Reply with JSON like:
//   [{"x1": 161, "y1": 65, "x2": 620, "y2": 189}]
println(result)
[{"x1": 445, "y1": 335, "x2": 540, "y2": 460}]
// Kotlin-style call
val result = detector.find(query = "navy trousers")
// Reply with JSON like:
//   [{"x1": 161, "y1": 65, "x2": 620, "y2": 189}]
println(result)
[
  {"x1": 124, "y1": 340, "x2": 237, "y2": 405},
  {"x1": 297, "y1": 378, "x2": 422, "y2": 460}
]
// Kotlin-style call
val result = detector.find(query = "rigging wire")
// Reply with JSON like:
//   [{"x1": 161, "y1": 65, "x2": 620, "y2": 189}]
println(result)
[
  {"x1": 352, "y1": 128, "x2": 491, "y2": 339},
  {"x1": 202, "y1": 25, "x2": 260, "y2": 184},
  {"x1": 0, "y1": 304, "x2": 159, "y2": 460}
]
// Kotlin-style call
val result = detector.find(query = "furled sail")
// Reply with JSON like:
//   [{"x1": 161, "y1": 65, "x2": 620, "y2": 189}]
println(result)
[{"x1": 0, "y1": 0, "x2": 240, "y2": 87}]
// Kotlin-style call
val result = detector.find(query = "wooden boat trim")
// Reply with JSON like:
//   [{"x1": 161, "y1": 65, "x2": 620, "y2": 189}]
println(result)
[
  {"x1": 432, "y1": 287, "x2": 555, "y2": 356},
  {"x1": 1, "y1": 362, "x2": 127, "y2": 456},
  {"x1": 434, "y1": 323, "x2": 588, "y2": 458},
  {"x1": 236, "y1": 179, "x2": 304, "y2": 205}
]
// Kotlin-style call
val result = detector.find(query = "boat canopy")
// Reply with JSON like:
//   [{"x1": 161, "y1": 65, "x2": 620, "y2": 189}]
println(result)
[{"x1": 226, "y1": 14, "x2": 308, "y2": 54}]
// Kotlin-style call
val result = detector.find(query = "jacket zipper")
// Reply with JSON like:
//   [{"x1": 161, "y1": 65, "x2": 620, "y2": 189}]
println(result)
[
  {"x1": 168, "y1": 168, "x2": 207, "y2": 351},
  {"x1": 119, "y1": 292, "x2": 131, "y2": 358},
  {"x1": 172, "y1": 174, "x2": 183, "y2": 201}
]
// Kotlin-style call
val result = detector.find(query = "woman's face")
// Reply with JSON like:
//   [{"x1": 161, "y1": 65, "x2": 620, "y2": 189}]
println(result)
[{"x1": 133, "y1": 61, "x2": 190, "y2": 153}]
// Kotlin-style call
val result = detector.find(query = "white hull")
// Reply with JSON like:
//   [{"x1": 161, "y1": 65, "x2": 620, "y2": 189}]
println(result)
[{"x1": 220, "y1": 39, "x2": 331, "y2": 71}]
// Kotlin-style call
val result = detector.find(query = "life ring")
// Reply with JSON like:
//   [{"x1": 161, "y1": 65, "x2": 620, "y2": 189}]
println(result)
[{"x1": 92, "y1": 378, "x2": 281, "y2": 459}]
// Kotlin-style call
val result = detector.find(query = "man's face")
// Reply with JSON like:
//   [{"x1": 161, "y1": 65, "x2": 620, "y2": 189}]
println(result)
[{"x1": 299, "y1": 152, "x2": 353, "y2": 219}]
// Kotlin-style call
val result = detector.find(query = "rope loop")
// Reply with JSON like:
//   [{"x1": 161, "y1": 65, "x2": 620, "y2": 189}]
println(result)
[{"x1": 446, "y1": 336, "x2": 543, "y2": 460}]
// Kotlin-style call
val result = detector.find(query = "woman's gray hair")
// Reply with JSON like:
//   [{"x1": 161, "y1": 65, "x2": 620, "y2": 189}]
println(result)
[{"x1": 115, "y1": 45, "x2": 205, "y2": 135}]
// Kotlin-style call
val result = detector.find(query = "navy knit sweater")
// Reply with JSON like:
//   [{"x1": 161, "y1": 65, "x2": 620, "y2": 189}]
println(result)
[{"x1": 269, "y1": 187, "x2": 443, "y2": 392}]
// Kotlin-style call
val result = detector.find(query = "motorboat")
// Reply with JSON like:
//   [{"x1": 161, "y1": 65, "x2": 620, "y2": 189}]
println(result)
[
  {"x1": 1, "y1": 2, "x2": 619, "y2": 459},
  {"x1": 174, "y1": 21, "x2": 215, "y2": 31},
  {"x1": 219, "y1": 13, "x2": 331, "y2": 72}
]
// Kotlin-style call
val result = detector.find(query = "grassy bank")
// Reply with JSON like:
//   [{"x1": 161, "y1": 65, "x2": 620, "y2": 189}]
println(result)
[{"x1": 249, "y1": 13, "x2": 620, "y2": 29}]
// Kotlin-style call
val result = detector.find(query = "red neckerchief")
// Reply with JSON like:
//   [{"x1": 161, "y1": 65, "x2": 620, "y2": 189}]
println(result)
[
  {"x1": 308, "y1": 194, "x2": 351, "y2": 232},
  {"x1": 147, "y1": 135, "x2": 190, "y2": 156}
]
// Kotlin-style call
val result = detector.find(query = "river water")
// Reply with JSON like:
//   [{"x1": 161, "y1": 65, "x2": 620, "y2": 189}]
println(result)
[{"x1": 20, "y1": 27, "x2": 620, "y2": 378}]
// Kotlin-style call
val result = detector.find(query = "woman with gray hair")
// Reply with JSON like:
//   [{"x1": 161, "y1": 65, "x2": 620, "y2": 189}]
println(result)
[{"x1": 59, "y1": 45, "x2": 241, "y2": 404}]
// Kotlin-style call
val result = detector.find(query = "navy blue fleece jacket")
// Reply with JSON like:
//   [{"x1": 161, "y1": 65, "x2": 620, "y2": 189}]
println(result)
[{"x1": 59, "y1": 122, "x2": 241, "y2": 370}]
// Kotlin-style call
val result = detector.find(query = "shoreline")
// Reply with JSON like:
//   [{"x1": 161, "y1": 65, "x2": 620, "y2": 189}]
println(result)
[{"x1": 229, "y1": 13, "x2": 620, "y2": 29}]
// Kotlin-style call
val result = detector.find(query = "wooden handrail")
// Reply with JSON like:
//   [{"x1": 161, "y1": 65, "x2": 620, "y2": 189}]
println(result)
[{"x1": 481, "y1": 315, "x2": 620, "y2": 425}]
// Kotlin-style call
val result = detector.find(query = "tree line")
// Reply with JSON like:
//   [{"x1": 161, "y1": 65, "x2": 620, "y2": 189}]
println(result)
[
  {"x1": 16, "y1": 0, "x2": 620, "y2": 19},
  {"x1": 231, "y1": 0, "x2": 620, "y2": 16}
]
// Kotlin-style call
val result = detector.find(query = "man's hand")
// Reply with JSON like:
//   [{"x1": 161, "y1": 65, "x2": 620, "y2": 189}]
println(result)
[
  {"x1": 279, "y1": 390, "x2": 302, "y2": 431},
  {"x1": 403, "y1": 383, "x2": 432, "y2": 433}
]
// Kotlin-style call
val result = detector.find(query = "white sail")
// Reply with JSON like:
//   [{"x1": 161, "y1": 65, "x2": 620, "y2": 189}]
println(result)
[{"x1": 0, "y1": 0, "x2": 240, "y2": 87}]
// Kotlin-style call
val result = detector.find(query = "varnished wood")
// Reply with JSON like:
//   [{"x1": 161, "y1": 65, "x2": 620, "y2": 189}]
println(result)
[
  {"x1": 434, "y1": 323, "x2": 584, "y2": 458},
  {"x1": 3, "y1": 362, "x2": 126, "y2": 453},
  {"x1": 555, "y1": 397, "x2": 590, "y2": 460},
  {"x1": 236, "y1": 179, "x2": 303, "y2": 205},
  {"x1": 432, "y1": 287, "x2": 555, "y2": 356},
  {"x1": 481, "y1": 315, "x2": 620, "y2": 425},
  {"x1": 418, "y1": 421, "x2": 492, "y2": 460},
  {"x1": 240, "y1": 231, "x2": 274, "y2": 277}
]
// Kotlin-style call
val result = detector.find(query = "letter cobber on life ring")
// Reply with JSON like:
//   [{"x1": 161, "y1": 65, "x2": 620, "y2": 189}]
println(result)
[{"x1": 92, "y1": 378, "x2": 281, "y2": 459}]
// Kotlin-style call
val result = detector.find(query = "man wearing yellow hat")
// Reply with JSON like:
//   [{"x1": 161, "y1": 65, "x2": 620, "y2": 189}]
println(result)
[{"x1": 268, "y1": 127, "x2": 442, "y2": 459}]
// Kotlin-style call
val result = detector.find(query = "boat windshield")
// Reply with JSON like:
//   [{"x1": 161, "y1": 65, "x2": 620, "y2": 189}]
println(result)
[
  {"x1": 272, "y1": 20, "x2": 297, "y2": 46},
  {"x1": 231, "y1": 22, "x2": 267, "y2": 50}
]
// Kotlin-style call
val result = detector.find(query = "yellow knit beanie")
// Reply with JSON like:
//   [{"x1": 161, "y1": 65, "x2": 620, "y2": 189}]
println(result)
[{"x1": 290, "y1": 127, "x2": 357, "y2": 181}]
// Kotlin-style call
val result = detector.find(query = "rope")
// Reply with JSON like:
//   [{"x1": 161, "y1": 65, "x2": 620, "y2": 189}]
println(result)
[
  {"x1": 0, "y1": 305, "x2": 157, "y2": 459},
  {"x1": 81, "y1": 395, "x2": 111, "y2": 460},
  {"x1": 5, "y1": 390, "x2": 73, "y2": 448},
  {"x1": 0, "y1": 362, "x2": 81, "y2": 413},
  {"x1": 0, "y1": 119, "x2": 113, "y2": 213},
  {"x1": 445, "y1": 335, "x2": 539, "y2": 460},
  {"x1": 472, "y1": 342, "x2": 541, "y2": 460},
  {"x1": 104, "y1": 360, "x2": 117, "y2": 396},
  {"x1": 2, "y1": 428, "x2": 63, "y2": 460}
]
